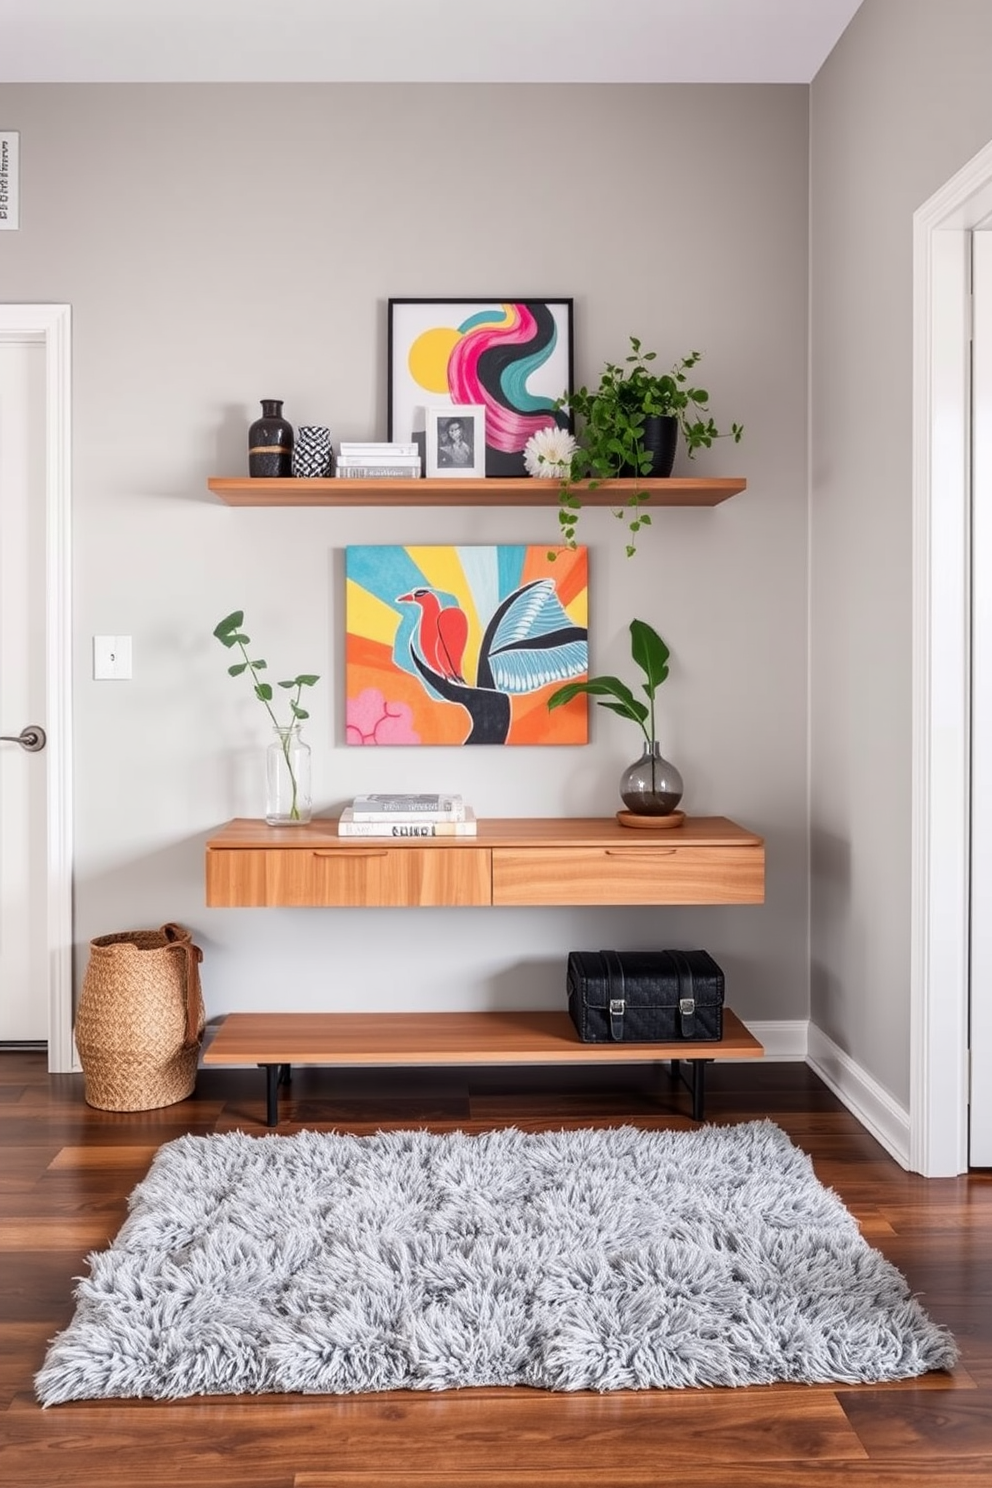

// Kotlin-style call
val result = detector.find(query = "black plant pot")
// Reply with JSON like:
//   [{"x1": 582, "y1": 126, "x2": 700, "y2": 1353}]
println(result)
[
  {"x1": 248, "y1": 399, "x2": 294, "y2": 478},
  {"x1": 621, "y1": 414, "x2": 679, "y2": 478}
]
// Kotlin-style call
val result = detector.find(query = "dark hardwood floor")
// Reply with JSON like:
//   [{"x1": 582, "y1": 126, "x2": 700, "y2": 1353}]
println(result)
[{"x1": 0, "y1": 1050, "x2": 989, "y2": 1487}]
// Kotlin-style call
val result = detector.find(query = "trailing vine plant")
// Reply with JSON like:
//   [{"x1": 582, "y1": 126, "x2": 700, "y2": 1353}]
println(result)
[{"x1": 552, "y1": 339, "x2": 743, "y2": 558}]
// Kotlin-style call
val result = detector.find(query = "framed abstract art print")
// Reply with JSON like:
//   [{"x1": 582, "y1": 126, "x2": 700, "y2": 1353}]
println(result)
[{"x1": 387, "y1": 299, "x2": 574, "y2": 477}]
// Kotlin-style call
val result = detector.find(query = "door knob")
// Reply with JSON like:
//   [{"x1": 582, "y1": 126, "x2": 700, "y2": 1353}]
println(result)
[{"x1": 0, "y1": 725, "x2": 46, "y2": 752}]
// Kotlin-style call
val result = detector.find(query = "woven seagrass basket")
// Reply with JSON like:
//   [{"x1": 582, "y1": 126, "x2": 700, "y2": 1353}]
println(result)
[{"x1": 75, "y1": 923, "x2": 205, "y2": 1112}]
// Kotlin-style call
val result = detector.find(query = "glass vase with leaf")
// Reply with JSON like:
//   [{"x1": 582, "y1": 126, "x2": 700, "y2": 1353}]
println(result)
[
  {"x1": 213, "y1": 610, "x2": 319, "y2": 825},
  {"x1": 547, "y1": 618, "x2": 683, "y2": 820}
]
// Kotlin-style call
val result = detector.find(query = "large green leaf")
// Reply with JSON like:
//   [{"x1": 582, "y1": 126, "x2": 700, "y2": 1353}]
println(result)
[
  {"x1": 547, "y1": 676, "x2": 644, "y2": 724},
  {"x1": 598, "y1": 697, "x2": 648, "y2": 724},
  {"x1": 629, "y1": 619, "x2": 670, "y2": 699}
]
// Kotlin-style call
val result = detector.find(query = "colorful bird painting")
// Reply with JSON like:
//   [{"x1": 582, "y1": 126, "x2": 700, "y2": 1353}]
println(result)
[
  {"x1": 346, "y1": 545, "x2": 589, "y2": 746},
  {"x1": 394, "y1": 587, "x2": 469, "y2": 683},
  {"x1": 397, "y1": 577, "x2": 587, "y2": 743}
]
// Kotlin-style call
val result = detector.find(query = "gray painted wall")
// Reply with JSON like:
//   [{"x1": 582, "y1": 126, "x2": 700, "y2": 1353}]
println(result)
[
  {"x1": 810, "y1": 0, "x2": 992, "y2": 1105},
  {"x1": 1, "y1": 83, "x2": 808, "y2": 1029}
]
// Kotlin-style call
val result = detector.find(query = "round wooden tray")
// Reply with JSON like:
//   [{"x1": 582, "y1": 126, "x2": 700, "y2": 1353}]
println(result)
[{"x1": 616, "y1": 809, "x2": 686, "y2": 830}]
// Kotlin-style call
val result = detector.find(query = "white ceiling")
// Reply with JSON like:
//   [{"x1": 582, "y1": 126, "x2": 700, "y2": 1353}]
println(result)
[{"x1": 0, "y1": 0, "x2": 864, "y2": 84}]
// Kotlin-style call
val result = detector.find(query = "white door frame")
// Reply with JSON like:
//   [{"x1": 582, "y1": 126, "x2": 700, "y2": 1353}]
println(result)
[
  {"x1": 0, "y1": 305, "x2": 73, "y2": 1072},
  {"x1": 912, "y1": 143, "x2": 992, "y2": 1174},
  {"x1": 970, "y1": 233, "x2": 992, "y2": 1164}
]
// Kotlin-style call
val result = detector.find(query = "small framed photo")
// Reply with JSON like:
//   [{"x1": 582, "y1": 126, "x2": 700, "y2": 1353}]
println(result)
[{"x1": 426, "y1": 405, "x2": 486, "y2": 478}]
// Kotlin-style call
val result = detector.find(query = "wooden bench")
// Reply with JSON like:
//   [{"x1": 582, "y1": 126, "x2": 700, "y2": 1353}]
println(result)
[{"x1": 202, "y1": 1009, "x2": 764, "y2": 1127}]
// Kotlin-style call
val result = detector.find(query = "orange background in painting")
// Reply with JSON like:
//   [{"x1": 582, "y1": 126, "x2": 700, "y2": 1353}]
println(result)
[{"x1": 345, "y1": 640, "x2": 587, "y2": 746}]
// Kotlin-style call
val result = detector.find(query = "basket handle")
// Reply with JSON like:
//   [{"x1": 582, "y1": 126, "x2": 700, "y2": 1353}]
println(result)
[{"x1": 161, "y1": 923, "x2": 205, "y2": 1050}]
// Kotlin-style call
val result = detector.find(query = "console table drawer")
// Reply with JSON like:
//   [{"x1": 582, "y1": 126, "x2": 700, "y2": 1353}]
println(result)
[
  {"x1": 207, "y1": 846, "x2": 492, "y2": 907},
  {"x1": 491, "y1": 845, "x2": 764, "y2": 906}
]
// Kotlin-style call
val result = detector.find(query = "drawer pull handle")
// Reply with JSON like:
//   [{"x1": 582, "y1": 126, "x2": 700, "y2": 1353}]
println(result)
[
  {"x1": 604, "y1": 848, "x2": 677, "y2": 857},
  {"x1": 312, "y1": 849, "x2": 389, "y2": 859}
]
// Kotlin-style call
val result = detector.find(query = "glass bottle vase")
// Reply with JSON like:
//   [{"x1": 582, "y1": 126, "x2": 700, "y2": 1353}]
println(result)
[
  {"x1": 619, "y1": 740, "x2": 683, "y2": 816},
  {"x1": 266, "y1": 724, "x2": 311, "y2": 825}
]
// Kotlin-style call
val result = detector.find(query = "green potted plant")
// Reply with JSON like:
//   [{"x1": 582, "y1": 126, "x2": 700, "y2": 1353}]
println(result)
[
  {"x1": 554, "y1": 337, "x2": 743, "y2": 558},
  {"x1": 547, "y1": 618, "x2": 683, "y2": 819},
  {"x1": 213, "y1": 610, "x2": 319, "y2": 825}
]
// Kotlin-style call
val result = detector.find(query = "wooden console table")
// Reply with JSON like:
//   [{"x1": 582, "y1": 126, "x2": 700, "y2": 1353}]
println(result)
[
  {"x1": 203, "y1": 816, "x2": 765, "y2": 1125},
  {"x1": 205, "y1": 815, "x2": 765, "y2": 907}
]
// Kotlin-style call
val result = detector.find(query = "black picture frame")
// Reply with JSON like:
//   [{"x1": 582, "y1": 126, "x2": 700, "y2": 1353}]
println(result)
[{"x1": 387, "y1": 298, "x2": 574, "y2": 477}]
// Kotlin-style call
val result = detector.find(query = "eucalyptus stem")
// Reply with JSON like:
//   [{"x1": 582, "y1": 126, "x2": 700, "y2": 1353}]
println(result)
[{"x1": 276, "y1": 722, "x2": 301, "y2": 821}]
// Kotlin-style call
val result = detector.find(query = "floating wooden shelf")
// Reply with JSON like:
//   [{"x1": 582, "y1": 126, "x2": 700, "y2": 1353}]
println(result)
[{"x1": 207, "y1": 476, "x2": 747, "y2": 508}]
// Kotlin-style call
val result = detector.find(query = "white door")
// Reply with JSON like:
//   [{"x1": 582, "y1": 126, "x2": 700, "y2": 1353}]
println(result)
[
  {"x1": 972, "y1": 230, "x2": 992, "y2": 1165},
  {"x1": 0, "y1": 338, "x2": 49, "y2": 1042}
]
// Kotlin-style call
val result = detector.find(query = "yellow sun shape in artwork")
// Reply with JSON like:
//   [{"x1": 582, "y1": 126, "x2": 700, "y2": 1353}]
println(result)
[{"x1": 407, "y1": 326, "x2": 462, "y2": 394}]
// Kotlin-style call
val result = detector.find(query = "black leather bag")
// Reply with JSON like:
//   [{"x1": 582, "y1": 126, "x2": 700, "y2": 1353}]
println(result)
[{"x1": 566, "y1": 949, "x2": 724, "y2": 1043}]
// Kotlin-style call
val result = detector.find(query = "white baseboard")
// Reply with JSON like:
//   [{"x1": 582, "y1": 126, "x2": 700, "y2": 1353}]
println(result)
[
  {"x1": 806, "y1": 1022, "x2": 911, "y2": 1169},
  {"x1": 746, "y1": 1020, "x2": 808, "y2": 1061}
]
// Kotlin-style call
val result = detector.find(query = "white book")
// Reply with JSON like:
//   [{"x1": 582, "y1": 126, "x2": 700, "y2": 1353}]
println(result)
[
  {"x1": 348, "y1": 809, "x2": 467, "y2": 824},
  {"x1": 339, "y1": 442, "x2": 419, "y2": 456},
  {"x1": 338, "y1": 806, "x2": 477, "y2": 837},
  {"x1": 336, "y1": 455, "x2": 421, "y2": 467},
  {"x1": 350, "y1": 792, "x2": 465, "y2": 820},
  {"x1": 335, "y1": 466, "x2": 422, "y2": 479},
  {"x1": 337, "y1": 449, "x2": 421, "y2": 459}
]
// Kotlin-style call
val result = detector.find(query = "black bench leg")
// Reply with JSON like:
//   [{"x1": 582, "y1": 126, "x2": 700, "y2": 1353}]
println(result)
[
  {"x1": 665, "y1": 1056, "x2": 710, "y2": 1121},
  {"x1": 690, "y1": 1059, "x2": 705, "y2": 1121},
  {"x1": 262, "y1": 1064, "x2": 280, "y2": 1128}
]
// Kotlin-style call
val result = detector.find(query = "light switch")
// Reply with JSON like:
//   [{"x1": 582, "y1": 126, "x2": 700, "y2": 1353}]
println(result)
[{"x1": 93, "y1": 635, "x2": 132, "y2": 680}]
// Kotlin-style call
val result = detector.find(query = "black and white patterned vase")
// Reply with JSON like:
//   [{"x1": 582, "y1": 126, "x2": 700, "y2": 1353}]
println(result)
[{"x1": 291, "y1": 425, "x2": 334, "y2": 478}]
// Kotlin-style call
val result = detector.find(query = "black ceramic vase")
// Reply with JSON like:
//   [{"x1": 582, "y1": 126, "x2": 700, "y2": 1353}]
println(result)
[{"x1": 248, "y1": 399, "x2": 294, "y2": 478}]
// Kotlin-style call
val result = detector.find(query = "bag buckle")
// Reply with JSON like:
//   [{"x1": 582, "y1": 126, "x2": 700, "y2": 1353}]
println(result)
[
  {"x1": 609, "y1": 997, "x2": 625, "y2": 1041},
  {"x1": 679, "y1": 997, "x2": 695, "y2": 1015}
]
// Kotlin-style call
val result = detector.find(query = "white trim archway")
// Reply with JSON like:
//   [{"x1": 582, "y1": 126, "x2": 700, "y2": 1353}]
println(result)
[
  {"x1": 912, "y1": 142, "x2": 992, "y2": 1174},
  {"x1": 0, "y1": 304, "x2": 73, "y2": 1071}
]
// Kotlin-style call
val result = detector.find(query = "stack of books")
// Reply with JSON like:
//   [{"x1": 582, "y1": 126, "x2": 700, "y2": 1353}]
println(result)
[
  {"x1": 335, "y1": 442, "x2": 422, "y2": 479},
  {"x1": 337, "y1": 792, "x2": 477, "y2": 837}
]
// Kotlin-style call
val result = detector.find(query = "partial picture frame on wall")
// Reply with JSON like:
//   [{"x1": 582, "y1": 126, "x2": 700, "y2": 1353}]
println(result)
[{"x1": 387, "y1": 298, "x2": 574, "y2": 476}]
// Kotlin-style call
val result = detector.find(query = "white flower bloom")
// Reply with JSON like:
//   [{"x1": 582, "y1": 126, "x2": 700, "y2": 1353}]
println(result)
[{"x1": 523, "y1": 425, "x2": 578, "y2": 479}]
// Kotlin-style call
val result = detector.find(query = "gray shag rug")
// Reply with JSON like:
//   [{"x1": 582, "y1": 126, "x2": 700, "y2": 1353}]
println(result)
[{"x1": 36, "y1": 1120, "x2": 957, "y2": 1404}]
